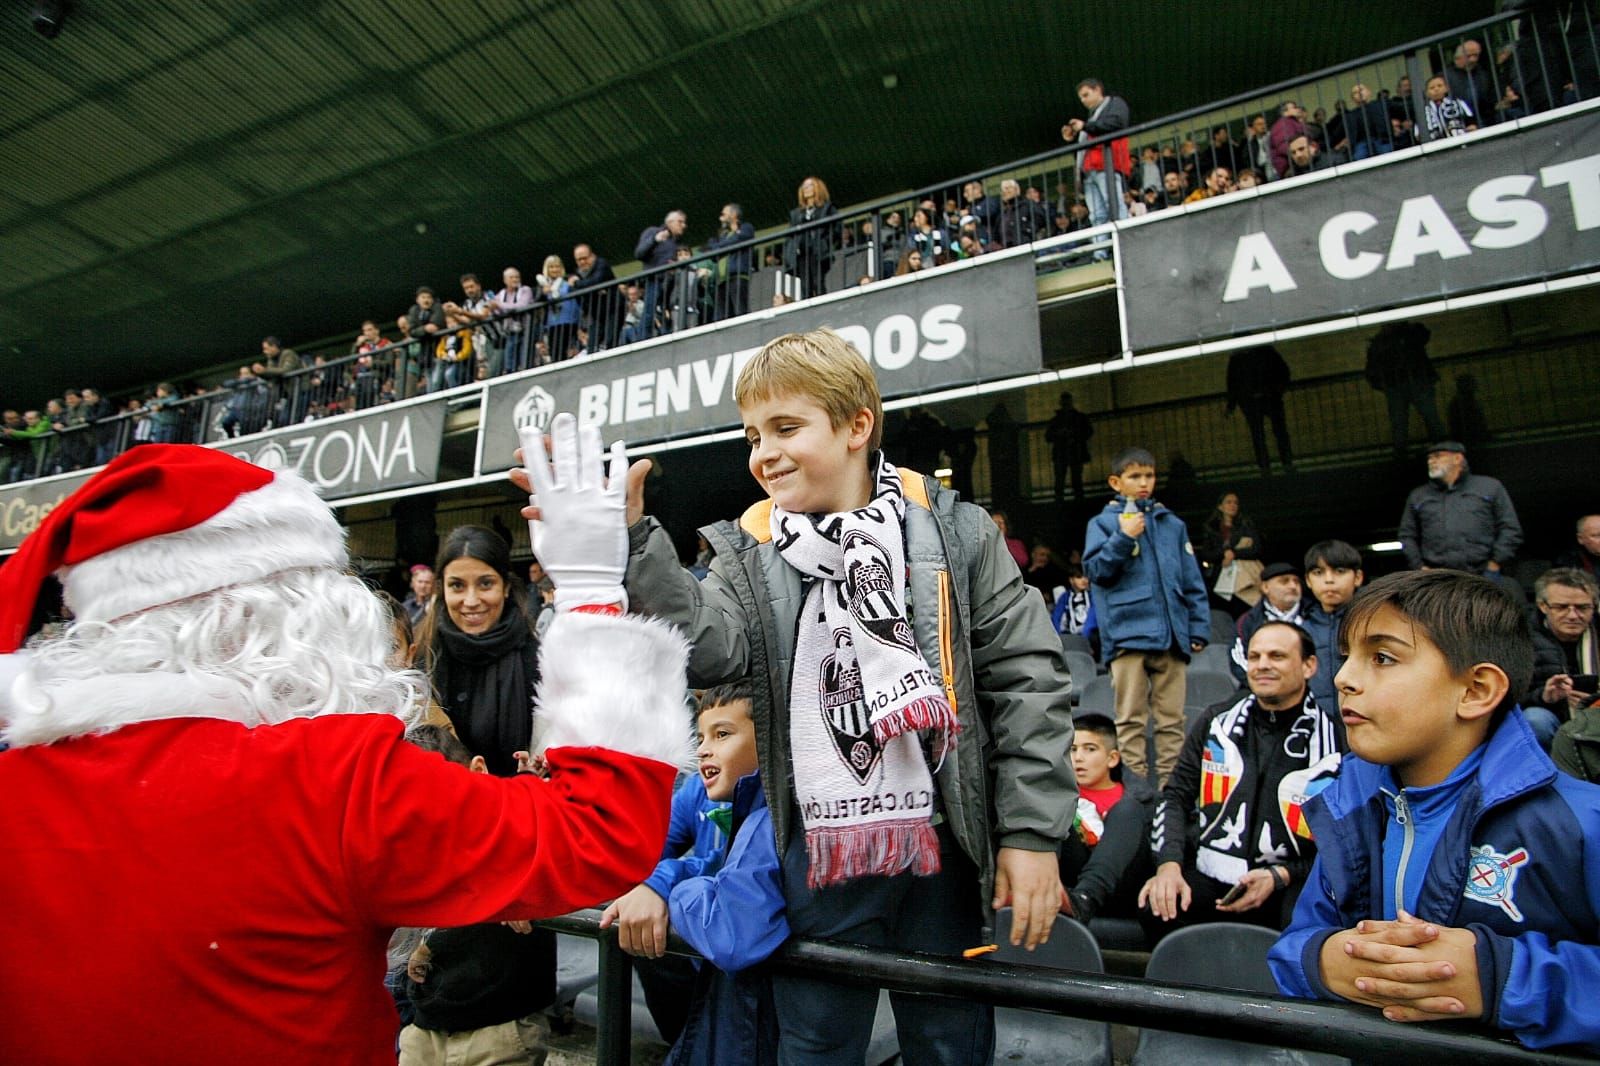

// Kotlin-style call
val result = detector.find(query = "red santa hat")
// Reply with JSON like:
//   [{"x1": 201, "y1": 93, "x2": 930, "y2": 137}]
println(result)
[{"x1": 0, "y1": 445, "x2": 345, "y2": 654}]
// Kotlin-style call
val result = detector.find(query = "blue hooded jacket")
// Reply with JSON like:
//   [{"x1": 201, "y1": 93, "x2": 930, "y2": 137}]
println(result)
[
  {"x1": 643, "y1": 774, "x2": 731, "y2": 903},
  {"x1": 1269, "y1": 709, "x2": 1600, "y2": 1053},
  {"x1": 663, "y1": 772, "x2": 785, "y2": 1066},
  {"x1": 1083, "y1": 495, "x2": 1210, "y2": 664}
]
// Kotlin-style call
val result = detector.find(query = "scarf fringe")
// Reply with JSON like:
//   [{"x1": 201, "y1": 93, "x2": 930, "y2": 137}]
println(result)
[
  {"x1": 805, "y1": 819, "x2": 943, "y2": 890},
  {"x1": 871, "y1": 695, "x2": 961, "y2": 747}
]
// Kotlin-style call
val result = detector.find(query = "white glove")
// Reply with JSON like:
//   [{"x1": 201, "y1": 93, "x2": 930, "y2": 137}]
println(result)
[{"x1": 520, "y1": 414, "x2": 629, "y2": 612}]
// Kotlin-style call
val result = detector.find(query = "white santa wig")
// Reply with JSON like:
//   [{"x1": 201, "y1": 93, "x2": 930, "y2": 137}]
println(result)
[{"x1": 0, "y1": 454, "x2": 426, "y2": 748}]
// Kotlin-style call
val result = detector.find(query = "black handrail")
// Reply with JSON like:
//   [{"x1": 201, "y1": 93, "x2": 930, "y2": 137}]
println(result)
[{"x1": 540, "y1": 908, "x2": 1590, "y2": 1066}]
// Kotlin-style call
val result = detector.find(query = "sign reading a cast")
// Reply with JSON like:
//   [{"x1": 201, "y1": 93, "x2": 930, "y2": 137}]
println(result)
[
  {"x1": 1120, "y1": 109, "x2": 1600, "y2": 352},
  {"x1": 215, "y1": 398, "x2": 447, "y2": 500},
  {"x1": 483, "y1": 252, "x2": 1042, "y2": 465}
]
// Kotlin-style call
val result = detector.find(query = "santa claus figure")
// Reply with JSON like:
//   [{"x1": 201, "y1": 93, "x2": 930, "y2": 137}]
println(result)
[{"x1": 0, "y1": 425, "x2": 687, "y2": 1065}]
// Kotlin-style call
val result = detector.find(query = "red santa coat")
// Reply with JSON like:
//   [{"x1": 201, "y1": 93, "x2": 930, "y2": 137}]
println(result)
[{"x1": 0, "y1": 714, "x2": 675, "y2": 1065}]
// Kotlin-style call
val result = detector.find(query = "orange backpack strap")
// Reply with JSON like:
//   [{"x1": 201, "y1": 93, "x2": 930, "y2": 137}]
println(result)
[
  {"x1": 739, "y1": 499, "x2": 774, "y2": 543},
  {"x1": 898, "y1": 467, "x2": 931, "y2": 511}
]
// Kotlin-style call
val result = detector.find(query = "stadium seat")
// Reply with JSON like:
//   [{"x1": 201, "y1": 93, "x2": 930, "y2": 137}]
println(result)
[
  {"x1": 1077, "y1": 675, "x2": 1115, "y2": 714},
  {"x1": 1190, "y1": 642, "x2": 1233, "y2": 675},
  {"x1": 1087, "y1": 916, "x2": 1148, "y2": 951},
  {"x1": 1064, "y1": 651, "x2": 1100, "y2": 699},
  {"x1": 990, "y1": 910, "x2": 1114, "y2": 1066},
  {"x1": 1061, "y1": 632, "x2": 1093, "y2": 657},
  {"x1": 1131, "y1": 924, "x2": 1349, "y2": 1066},
  {"x1": 1183, "y1": 702, "x2": 1210, "y2": 737},
  {"x1": 1208, "y1": 608, "x2": 1235, "y2": 644},
  {"x1": 1185, "y1": 670, "x2": 1240, "y2": 708}
]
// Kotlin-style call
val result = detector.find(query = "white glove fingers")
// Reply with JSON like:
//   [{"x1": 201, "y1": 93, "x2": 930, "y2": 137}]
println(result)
[
  {"x1": 577, "y1": 421, "x2": 605, "y2": 492},
  {"x1": 518, "y1": 424, "x2": 555, "y2": 500},
  {"x1": 550, "y1": 413, "x2": 580, "y2": 489},
  {"x1": 605, "y1": 439, "x2": 628, "y2": 497}
]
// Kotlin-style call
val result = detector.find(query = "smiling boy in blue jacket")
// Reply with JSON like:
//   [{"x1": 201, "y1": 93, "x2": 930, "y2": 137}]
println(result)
[
  {"x1": 1269, "y1": 570, "x2": 1600, "y2": 1054},
  {"x1": 663, "y1": 682, "x2": 786, "y2": 1065},
  {"x1": 1084, "y1": 446, "x2": 1210, "y2": 785}
]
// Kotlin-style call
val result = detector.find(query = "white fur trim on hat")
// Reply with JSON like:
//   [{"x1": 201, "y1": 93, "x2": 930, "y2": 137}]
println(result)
[
  {"x1": 533, "y1": 612, "x2": 695, "y2": 770},
  {"x1": 60, "y1": 469, "x2": 347, "y2": 625}
]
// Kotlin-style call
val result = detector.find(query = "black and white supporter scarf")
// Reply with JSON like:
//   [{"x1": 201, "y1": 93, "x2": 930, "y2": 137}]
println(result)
[{"x1": 774, "y1": 457, "x2": 959, "y2": 888}]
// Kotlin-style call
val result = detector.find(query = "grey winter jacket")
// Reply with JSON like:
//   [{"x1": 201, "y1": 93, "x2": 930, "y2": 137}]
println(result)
[
  {"x1": 1397, "y1": 469, "x2": 1523, "y2": 571},
  {"x1": 624, "y1": 471, "x2": 1076, "y2": 918}
]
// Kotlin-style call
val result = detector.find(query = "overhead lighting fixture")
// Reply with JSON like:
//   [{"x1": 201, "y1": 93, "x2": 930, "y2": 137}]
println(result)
[
  {"x1": 933, "y1": 467, "x2": 952, "y2": 478},
  {"x1": 1368, "y1": 541, "x2": 1403, "y2": 553},
  {"x1": 32, "y1": 0, "x2": 70, "y2": 38},
  {"x1": 882, "y1": 73, "x2": 899, "y2": 90}
]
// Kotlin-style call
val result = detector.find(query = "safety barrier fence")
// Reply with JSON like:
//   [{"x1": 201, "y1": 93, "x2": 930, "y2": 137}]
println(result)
[{"x1": 540, "y1": 908, "x2": 1589, "y2": 1066}]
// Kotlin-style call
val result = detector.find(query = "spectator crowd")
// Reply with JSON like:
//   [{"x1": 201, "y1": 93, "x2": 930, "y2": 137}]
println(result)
[{"x1": 7, "y1": 19, "x2": 1593, "y2": 482}]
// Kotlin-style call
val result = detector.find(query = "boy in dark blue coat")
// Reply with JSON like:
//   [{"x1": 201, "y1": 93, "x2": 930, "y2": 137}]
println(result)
[
  {"x1": 1299, "y1": 540, "x2": 1364, "y2": 711},
  {"x1": 1083, "y1": 446, "x2": 1210, "y2": 785},
  {"x1": 1270, "y1": 570, "x2": 1600, "y2": 1053}
]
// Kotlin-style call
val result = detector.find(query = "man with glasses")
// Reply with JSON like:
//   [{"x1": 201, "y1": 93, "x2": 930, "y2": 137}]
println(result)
[{"x1": 1527, "y1": 568, "x2": 1600, "y2": 751}]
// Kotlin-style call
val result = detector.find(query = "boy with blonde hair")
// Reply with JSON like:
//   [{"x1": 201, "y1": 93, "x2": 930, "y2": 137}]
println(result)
[{"x1": 549, "y1": 328, "x2": 1076, "y2": 1065}]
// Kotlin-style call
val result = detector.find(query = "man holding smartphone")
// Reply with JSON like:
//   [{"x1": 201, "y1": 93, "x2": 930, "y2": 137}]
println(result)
[
  {"x1": 1139, "y1": 622, "x2": 1347, "y2": 940},
  {"x1": 1525, "y1": 568, "x2": 1600, "y2": 751}
]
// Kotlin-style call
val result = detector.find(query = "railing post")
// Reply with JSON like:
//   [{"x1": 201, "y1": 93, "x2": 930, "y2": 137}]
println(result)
[{"x1": 594, "y1": 929, "x2": 634, "y2": 1066}]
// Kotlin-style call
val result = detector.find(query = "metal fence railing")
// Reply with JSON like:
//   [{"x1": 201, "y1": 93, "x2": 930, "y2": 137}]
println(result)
[{"x1": 540, "y1": 908, "x2": 1591, "y2": 1066}]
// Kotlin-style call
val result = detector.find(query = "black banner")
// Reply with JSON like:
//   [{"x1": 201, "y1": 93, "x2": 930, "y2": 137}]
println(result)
[
  {"x1": 1120, "y1": 109, "x2": 1600, "y2": 351},
  {"x1": 480, "y1": 252, "x2": 1043, "y2": 468}
]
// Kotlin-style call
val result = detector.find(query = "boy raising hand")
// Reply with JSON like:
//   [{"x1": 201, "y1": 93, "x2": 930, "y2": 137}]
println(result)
[{"x1": 1270, "y1": 570, "x2": 1600, "y2": 1053}]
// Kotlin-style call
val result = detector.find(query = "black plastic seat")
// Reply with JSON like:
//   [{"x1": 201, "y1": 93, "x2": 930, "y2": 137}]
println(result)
[{"x1": 989, "y1": 910, "x2": 1113, "y2": 1066}]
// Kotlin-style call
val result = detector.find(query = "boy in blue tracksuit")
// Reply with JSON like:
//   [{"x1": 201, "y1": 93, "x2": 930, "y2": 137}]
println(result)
[
  {"x1": 1270, "y1": 570, "x2": 1600, "y2": 1053},
  {"x1": 663, "y1": 686, "x2": 787, "y2": 1065},
  {"x1": 601, "y1": 685, "x2": 741, "y2": 1044},
  {"x1": 1084, "y1": 446, "x2": 1210, "y2": 785}
]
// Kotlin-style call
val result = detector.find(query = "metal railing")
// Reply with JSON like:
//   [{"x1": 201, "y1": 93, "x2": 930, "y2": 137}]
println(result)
[
  {"x1": 12, "y1": 7, "x2": 1598, "y2": 483},
  {"x1": 541, "y1": 908, "x2": 1589, "y2": 1066}
]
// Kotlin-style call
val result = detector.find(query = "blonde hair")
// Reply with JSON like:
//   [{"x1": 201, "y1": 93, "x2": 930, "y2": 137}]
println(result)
[
  {"x1": 797, "y1": 176, "x2": 831, "y2": 207},
  {"x1": 735, "y1": 328, "x2": 883, "y2": 452},
  {"x1": 542, "y1": 254, "x2": 565, "y2": 277}
]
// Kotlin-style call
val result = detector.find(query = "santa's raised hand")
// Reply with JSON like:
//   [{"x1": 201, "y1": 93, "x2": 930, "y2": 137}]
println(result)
[{"x1": 519, "y1": 414, "x2": 630, "y2": 613}]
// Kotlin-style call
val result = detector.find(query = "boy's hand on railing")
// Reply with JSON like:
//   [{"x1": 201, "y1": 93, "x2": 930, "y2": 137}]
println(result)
[
  {"x1": 599, "y1": 885, "x2": 670, "y2": 959},
  {"x1": 1319, "y1": 912, "x2": 1482, "y2": 1021},
  {"x1": 994, "y1": 847, "x2": 1064, "y2": 951}
]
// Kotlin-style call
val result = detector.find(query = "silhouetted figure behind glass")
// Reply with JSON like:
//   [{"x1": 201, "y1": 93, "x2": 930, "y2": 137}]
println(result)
[
  {"x1": 1045, "y1": 391, "x2": 1094, "y2": 501},
  {"x1": 1225, "y1": 346, "x2": 1294, "y2": 476},
  {"x1": 985, "y1": 401, "x2": 1022, "y2": 514},
  {"x1": 1448, "y1": 372, "x2": 1491, "y2": 446},
  {"x1": 1365, "y1": 321, "x2": 1446, "y2": 457}
]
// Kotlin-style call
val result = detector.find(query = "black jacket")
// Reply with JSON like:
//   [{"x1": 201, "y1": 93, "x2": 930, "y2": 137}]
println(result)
[
  {"x1": 406, "y1": 923, "x2": 557, "y2": 1032},
  {"x1": 1059, "y1": 771, "x2": 1155, "y2": 921},
  {"x1": 1225, "y1": 346, "x2": 1290, "y2": 409},
  {"x1": 1526, "y1": 617, "x2": 1591, "y2": 719},
  {"x1": 995, "y1": 197, "x2": 1049, "y2": 248},
  {"x1": 782, "y1": 202, "x2": 838, "y2": 272},
  {"x1": 570, "y1": 256, "x2": 624, "y2": 327}
]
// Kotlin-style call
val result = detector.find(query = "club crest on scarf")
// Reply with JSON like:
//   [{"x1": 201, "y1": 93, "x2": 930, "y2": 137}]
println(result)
[
  {"x1": 842, "y1": 530, "x2": 918, "y2": 655},
  {"x1": 820, "y1": 628, "x2": 883, "y2": 784}
]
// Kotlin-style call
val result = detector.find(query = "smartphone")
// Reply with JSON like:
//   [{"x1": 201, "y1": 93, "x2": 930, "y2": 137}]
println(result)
[
  {"x1": 1571, "y1": 674, "x2": 1599, "y2": 693},
  {"x1": 1219, "y1": 881, "x2": 1248, "y2": 906}
]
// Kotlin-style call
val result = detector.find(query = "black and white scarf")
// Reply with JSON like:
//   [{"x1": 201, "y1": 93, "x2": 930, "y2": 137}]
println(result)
[
  {"x1": 1166, "y1": 692, "x2": 1342, "y2": 886},
  {"x1": 774, "y1": 458, "x2": 958, "y2": 888}
]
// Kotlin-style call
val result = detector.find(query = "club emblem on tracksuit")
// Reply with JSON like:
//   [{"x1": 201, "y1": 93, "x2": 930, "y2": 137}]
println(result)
[{"x1": 1463, "y1": 843, "x2": 1530, "y2": 922}]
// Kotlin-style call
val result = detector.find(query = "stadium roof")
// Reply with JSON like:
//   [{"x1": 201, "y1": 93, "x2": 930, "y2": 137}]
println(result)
[{"x1": 0, "y1": 0, "x2": 1492, "y2": 401}]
